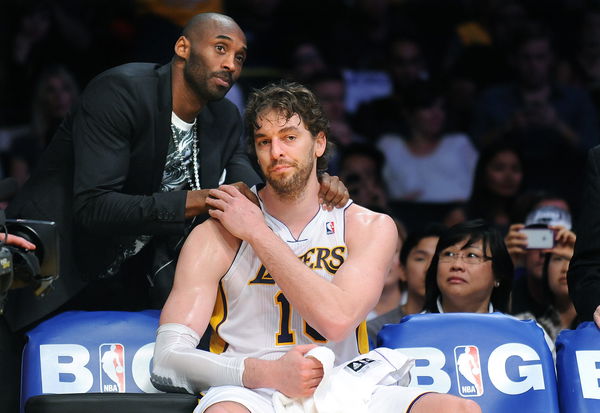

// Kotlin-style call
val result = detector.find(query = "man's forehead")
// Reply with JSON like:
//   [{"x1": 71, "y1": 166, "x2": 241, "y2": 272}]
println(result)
[
  {"x1": 193, "y1": 19, "x2": 246, "y2": 45},
  {"x1": 255, "y1": 110, "x2": 304, "y2": 131}
]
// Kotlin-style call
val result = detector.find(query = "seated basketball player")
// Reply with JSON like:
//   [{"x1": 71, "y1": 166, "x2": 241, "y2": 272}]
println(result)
[{"x1": 151, "y1": 82, "x2": 480, "y2": 413}]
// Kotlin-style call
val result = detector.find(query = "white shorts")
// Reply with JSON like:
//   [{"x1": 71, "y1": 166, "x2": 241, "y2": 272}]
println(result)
[{"x1": 195, "y1": 385, "x2": 430, "y2": 413}]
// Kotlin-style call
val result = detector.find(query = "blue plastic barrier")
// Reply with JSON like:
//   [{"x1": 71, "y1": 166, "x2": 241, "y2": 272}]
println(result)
[
  {"x1": 21, "y1": 310, "x2": 162, "y2": 411},
  {"x1": 556, "y1": 321, "x2": 600, "y2": 412},
  {"x1": 377, "y1": 312, "x2": 559, "y2": 413}
]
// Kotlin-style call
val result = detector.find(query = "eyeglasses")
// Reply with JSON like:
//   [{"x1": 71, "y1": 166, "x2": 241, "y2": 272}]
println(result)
[{"x1": 438, "y1": 250, "x2": 492, "y2": 265}]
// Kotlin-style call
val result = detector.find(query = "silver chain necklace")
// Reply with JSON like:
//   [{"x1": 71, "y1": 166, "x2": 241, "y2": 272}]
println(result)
[{"x1": 171, "y1": 122, "x2": 201, "y2": 190}]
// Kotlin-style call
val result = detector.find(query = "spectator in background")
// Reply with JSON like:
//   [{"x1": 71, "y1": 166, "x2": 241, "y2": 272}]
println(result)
[
  {"x1": 556, "y1": 7, "x2": 600, "y2": 119},
  {"x1": 423, "y1": 220, "x2": 513, "y2": 314},
  {"x1": 505, "y1": 204, "x2": 573, "y2": 317},
  {"x1": 367, "y1": 223, "x2": 444, "y2": 345},
  {"x1": 352, "y1": 35, "x2": 429, "y2": 140},
  {"x1": 515, "y1": 229, "x2": 577, "y2": 340},
  {"x1": 366, "y1": 217, "x2": 407, "y2": 321},
  {"x1": 466, "y1": 140, "x2": 524, "y2": 233},
  {"x1": 470, "y1": 21, "x2": 599, "y2": 152},
  {"x1": 8, "y1": 64, "x2": 79, "y2": 185},
  {"x1": 338, "y1": 143, "x2": 388, "y2": 213},
  {"x1": 443, "y1": 0, "x2": 529, "y2": 92},
  {"x1": 3, "y1": 1, "x2": 91, "y2": 126},
  {"x1": 468, "y1": 21, "x2": 590, "y2": 207},
  {"x1": 288, "y1": 42, "x2": 327, "y2": 84},
  {"x1": 308, "y1": 70, "x2": 365, "y2": 174},
  {"x1": 377, "y1": 80, "x2": 478, "y2": 203}
]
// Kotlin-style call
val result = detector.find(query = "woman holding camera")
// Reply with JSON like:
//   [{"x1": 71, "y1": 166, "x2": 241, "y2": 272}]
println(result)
[{"x1": 513, "y1": 228, "x2": 577, "y2": 340}]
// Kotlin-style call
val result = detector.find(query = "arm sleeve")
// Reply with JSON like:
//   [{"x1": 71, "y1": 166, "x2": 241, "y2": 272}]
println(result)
[
  {"x1": 151, "y1": 323, "x2": 246, "y2": 395},
  {"x1": 568, "y1": 147, "x2": 600, "y2": 321},
  {"x1": 72, "y1": 74, "x2": 187, "y2": 236}
]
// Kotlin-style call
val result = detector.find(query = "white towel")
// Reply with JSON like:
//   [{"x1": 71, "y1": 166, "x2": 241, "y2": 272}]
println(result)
[{"x1": 273, "y1": 347, "x2": 414, "y2": 413}]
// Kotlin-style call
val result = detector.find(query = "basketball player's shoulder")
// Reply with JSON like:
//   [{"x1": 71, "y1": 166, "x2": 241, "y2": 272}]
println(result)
[
  {"x1": 186, "y1": 218, "x2": 241, "y2": 261},
  {"x1": 345, "y1": 204, "x2": 396, "y2": 236}
]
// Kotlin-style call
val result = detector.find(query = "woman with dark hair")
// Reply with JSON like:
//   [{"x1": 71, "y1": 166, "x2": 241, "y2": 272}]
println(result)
[
  {"x1": 514, "y1": 227, "x2": 577, "y2": 341},
  {"x1": 466, "y1": 140, "x2": 524, "y2": 232},
  {"x1": 423, "y1": 219, "x2": 513, "y2": 313},
  {"x1": 377, "y1": 80, "x2": 478, "y2": 202},
  {"x1": 367, "y1": 223, "x2": 445, "y2": 344}
]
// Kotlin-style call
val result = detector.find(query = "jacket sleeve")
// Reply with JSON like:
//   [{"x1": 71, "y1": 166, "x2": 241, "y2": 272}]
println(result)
[
  {"x1": 568, "y1": 146, "x2": 600, "y2": 321},
  {"x1": 71, "y1": 73, "x2": 187, "y2": 236}
]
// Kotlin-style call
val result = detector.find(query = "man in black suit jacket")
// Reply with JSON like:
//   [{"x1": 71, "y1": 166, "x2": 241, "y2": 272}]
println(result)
[
  {"x1": 4, "y1": 13, "x2": 260, "y2": 331},
  {"x1": 1, "y1": 13, "x2": 349, "y2": 413},
  {"x1": 5, "y1": 13, "x2": 348, "y2": 330},
  {"x1": 569, "y1": 145, "x2": 600, "y2": 328}
]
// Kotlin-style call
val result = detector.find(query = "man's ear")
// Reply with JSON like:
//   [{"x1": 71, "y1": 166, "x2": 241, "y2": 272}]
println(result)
[
  {"x1": 174, "y1": 36, "x2": 190, "y2": 60},
  {"x1": 315, "y1": 131, "x2": 326, "y2": 157}
]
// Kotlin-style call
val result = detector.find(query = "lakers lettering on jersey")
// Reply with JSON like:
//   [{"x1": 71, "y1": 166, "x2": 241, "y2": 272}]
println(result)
[{"x1": 209, "y1": 189, "x2": 368, "y2": 365}]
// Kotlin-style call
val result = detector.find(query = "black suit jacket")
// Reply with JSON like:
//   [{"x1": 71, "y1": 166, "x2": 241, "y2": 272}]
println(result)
[
  {"x1": 5, "y1": 63, "x2": 260, "y2": 330},
  {"x1": 568, "y1": 145, "x2": 600, "y2": 322}
]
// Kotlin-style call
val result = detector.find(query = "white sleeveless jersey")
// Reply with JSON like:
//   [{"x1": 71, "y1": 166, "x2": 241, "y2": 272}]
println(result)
[{"x1": 209, "y1": 191, "x2": 369, "y2": 365}]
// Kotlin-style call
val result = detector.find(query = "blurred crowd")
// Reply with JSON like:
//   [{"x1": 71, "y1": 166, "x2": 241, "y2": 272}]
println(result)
[{"x1": 0, "y1": 0, "x2": 596, "y2": 343}]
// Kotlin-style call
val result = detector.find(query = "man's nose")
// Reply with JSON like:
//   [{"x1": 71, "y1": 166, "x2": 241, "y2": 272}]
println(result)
[
  {"x1": 222, "y1": 53, "x2": 236, "y2": 72},
  {"x1": 270, "y1": 139, "x2": 284, "y2": 159}
]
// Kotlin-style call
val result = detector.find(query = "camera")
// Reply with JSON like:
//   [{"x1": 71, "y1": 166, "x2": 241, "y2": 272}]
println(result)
[
  {"x1": 0, "y1": 211, "x2": 59, "y2": 313},
  {"x1": 519, "y1": 226, "x2": 555, "y2": 249},
  {"x1": 520, "y1": 205, "x2": 571, "y2": 250}
]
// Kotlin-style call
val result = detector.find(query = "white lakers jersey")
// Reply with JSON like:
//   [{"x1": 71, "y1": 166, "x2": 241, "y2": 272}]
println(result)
[{"x1": 209, "y1": 189, "x2": 369, "y2": 364}]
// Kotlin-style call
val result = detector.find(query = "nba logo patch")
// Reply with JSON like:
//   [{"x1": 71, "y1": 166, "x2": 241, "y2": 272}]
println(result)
[
  {"x1": 454, "y1": 345, "x2": 483, "y2": 397},
  {"x1": 99, "y1": 343, "x2": 126, "y2": 393},
  {"x1": 325, "y1": 221, "x2": 335, "y2": 235}
]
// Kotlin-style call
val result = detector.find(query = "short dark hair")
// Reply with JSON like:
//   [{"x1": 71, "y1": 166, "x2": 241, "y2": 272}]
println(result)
[
  {"x1": 244, "y1": 81, "x2": 332, "y2": 174},
  {"x1": 399, "y1": 223, "x2": 446, "y2": 266},
  {"x1": 423, "y1": 219, "x2": 514, "y2": 313},
  {"x1": 339, "y1": 143, "x2": 385, "y2": 183}
]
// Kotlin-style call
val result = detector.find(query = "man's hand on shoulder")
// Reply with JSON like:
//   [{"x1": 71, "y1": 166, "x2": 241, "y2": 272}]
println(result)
[
  {"x1": 206, "y1": 184, "x2": 266, "y2": 241},
  {"x1": 318, "y1": 173, "x2": 349, "y2": 211},
  {"x1": 229, "y1": 182, "x2": 259, "y2": 206}
]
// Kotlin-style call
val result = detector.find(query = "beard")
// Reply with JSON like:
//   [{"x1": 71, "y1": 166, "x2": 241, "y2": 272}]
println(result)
[
  {"x1": 264, "y1": 151, "x2": 315, "y2": 199},
  {"x1": 184, "y1": 53, "x2": 233, "y2": 102}
]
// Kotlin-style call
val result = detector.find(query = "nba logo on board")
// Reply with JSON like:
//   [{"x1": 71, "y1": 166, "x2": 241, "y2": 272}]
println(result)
[
  {"x1": 454, "y1": 345, "x2": 484, "y2": 397},
  {"x1": 99, "y1": 343, "x2": 126, "y2": 393},
  {"x1": 325, "y1": 221, "x2": 335, "y2": 235}
]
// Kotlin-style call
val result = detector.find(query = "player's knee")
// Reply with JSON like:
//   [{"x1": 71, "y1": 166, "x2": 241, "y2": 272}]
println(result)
[
  {"x1": 439, "y1": 397, "x2": 481, "y2": 413},
  {"x1": 411, "y1": 393, "x2": 481, "y2": 413},
  {"x1": 458, "y1": 398, "x2": 481, "y2": 413}
]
